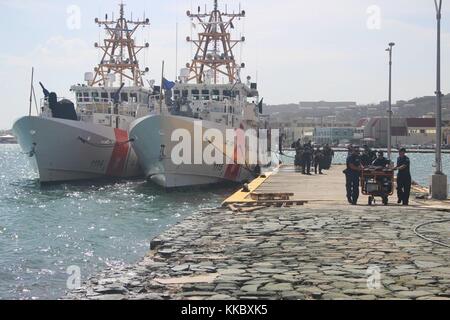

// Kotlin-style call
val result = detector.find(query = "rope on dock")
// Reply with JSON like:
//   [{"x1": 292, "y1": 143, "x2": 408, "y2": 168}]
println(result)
[{"x1": 413, "y1": 218, "x2": 450, "y2": 248}]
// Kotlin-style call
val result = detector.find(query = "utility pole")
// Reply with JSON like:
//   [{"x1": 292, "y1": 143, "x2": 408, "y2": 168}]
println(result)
[
  {"x1": 386, "y1": 42, "x2": 395, "y2": 160},
  {"x1": 432, "y1": 0, "x2": 448, "y2": 200}
]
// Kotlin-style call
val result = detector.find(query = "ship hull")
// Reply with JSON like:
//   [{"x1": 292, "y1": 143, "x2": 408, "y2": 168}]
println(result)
[
  {"x1": 130, "y1": 115, "x2": 257, "y2": 188},
  {"x1": 12, "y1": 116, "x2": 142, "y2": 183}
]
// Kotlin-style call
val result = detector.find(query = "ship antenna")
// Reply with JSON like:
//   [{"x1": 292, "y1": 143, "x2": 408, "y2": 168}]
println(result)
[
  {"x1": 185, "y1": 0, "x2": 246, "y2": 84},
  {"x1": 91, "y1": 2, "x2": 151, "y2": 87}
]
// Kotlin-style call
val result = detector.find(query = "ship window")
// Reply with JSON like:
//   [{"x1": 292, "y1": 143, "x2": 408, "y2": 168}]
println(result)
[
  {"x1": 212, "y1": 90, "x2": 220, "y2": 101},
  {"x1": 191, "y1": 89, "x2": 200, "y2": 100},
  {"x1": 182, "y1": 90, "x2": 189, "y2": 98},
  {"x1": 92, "y1": 92, "x2": 99, "y2": 101},
  {"x1": 223, "y1": 90, "x2": 231, "y2": 98},
  {"x1": 121, "y1": 92, "x2": 128, "y2": 102},
  {"x1": 233, "y1": 91, "x2": 240, "y2": 98},
  {"x1": 83, "y1": 92, "x2": 90, "y2": 102},
  {"x1": 201, "y1": 90, "x2": 209, "y2": 100},
  {"x1": 174, "y1": 90, "x2": 180, "y2": 99},
  {"x1": 101, "y1": 92, "x2": 108, "y2": 101},
  {"x1": 76, "y1": 92, "x2": 83, "y2": 102},
  {"x1": 130, "y1": 93, "x2": 138, "y2": 103}
]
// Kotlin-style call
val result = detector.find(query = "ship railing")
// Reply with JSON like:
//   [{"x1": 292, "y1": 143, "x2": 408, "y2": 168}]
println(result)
[
  {"x1": 79, "y1": 102, "x2": 148, "y2": 118},
  {"x1": 175, "y1": 93, "x2": 244, "y2": 103}
]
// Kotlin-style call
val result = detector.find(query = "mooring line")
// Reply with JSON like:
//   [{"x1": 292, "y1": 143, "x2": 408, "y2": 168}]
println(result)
[{"x1": 78, "y1": 136, "x2": 135, "y2": 148}]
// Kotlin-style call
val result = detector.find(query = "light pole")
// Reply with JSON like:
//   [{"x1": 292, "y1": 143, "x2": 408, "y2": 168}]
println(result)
[
  {"x1": 432, "y1": 0, "x2": 448, "y2": 200},
  {"x1": 386, "y1": 42, "x2": 395, "y2": 160}
]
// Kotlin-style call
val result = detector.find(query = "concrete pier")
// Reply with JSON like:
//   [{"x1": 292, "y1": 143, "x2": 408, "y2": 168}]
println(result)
[{"x1": 68, "y1": 166, "x2": 450, "y2": 300}]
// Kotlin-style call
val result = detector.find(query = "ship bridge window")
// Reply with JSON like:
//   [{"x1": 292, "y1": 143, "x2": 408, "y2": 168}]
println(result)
[
  {"x1": 92, "y1": 92, "x2": 99, "y2": 101},
  {"x1": 101, "y1": 92, "x2": 108, "y2": 100},
  {"x1": 223, "y1": 90, "x2": 231, "y2": 99},
  {"x1": 174, "y1": 90, "x2": 180, "y2": 99},
  {"x1": 212, "y1": 90, "x2": 220, "y2": 101},
  {"x1": 76, "y1": 92, "x2": 83, "y2": 102},
  {"x1": 130, "y1": 93, "x2": 138, "y2": 103},
  {"x1": 182, "y1": 90, "x2": 189, "y2": 98},
  {"x1": 83, "y1": 92, "x2": 90, "y2": 102},
  {"x1": 191, "y1": 89, "x2": 200, "y2": 101},
  {"x1": 201, "y1": 90, "x2": 209, "y2": 101},
  {"x1": 121, "y1": 92, "x2": 128, "y2": 102}
]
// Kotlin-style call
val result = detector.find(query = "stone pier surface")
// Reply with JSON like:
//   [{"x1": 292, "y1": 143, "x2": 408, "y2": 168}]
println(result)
[{"x1": 67, "y1": 166, "x2": 450, "y2": 300}]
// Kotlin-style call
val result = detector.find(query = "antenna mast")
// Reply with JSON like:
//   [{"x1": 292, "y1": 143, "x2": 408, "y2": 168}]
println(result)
[
  {"x1": 186, "y1": 0, "x2": 246, "y2": 84},
  {"x1": 92, "y1": 2, "x2": 150, "y2": 87}
]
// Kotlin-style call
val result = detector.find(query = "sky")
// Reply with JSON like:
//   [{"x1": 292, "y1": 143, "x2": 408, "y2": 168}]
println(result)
[{"x1": 1, "y1": 0, "x2": 450, "y2": 129}]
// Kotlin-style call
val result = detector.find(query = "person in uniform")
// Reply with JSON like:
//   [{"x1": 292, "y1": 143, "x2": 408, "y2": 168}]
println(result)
[
  {"x1": 313, "y1": 147, "x2": 324, "y2": 175},
  {"x1": 372, "y1": 151, "x2": 390, "y2": 168},
  {"x1": 394, "y1": 148, "x2": 412, "y2": 206},
  {"x1": 346, "y1": 146, "x2": 363, "y2": 205},
  {"x1": 323, "y1": 144, "x2": 334, "y2": 170},
  {"x1": 360, "y1": 149, "x2": 372, "y2": 167},
  {"x1": 302, "y1": 142, "x2": 313, "y2": 175},
  {"x1": 294, "y1": 144, "x2": 304, "y2": 172},
  {"x1": 372, "y1": 151, "x2": 393, "y2": 194}
]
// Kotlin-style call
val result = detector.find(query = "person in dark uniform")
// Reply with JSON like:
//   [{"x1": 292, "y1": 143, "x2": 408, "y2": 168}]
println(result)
[
  {"x1": 360, "y1": 149, "x2": 372, "y2": 167},
  {"x1": 302, "y1": 142, "x2": 313, "y2": 175},
  {"x1": 345, "y1": 146, "x2": 363, "y2": 205},
  {"x1": 294, "y1": 144, "x2": 304, "y2": 172},
  {"x1": 372, "y1": 151, "x2": 390, "y2": 168},
  {"x1": 372, "y1": 151, "x2": 393, "y2": 194},
  {"x1": 323, "y1": 144, "x2": 334, "y2": 170},
  {"x1": 313, "y1": 147, "x2": 324, "y2": 175},
  {"x1": 394, "y1": 148, "x2": 412, "y2": 206}
]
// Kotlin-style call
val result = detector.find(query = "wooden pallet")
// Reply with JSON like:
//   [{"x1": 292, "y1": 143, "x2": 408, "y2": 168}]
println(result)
[
  {"x1": 227, "y1": 200, "x2": 307, "y2": 213},
  {"x1": 250, "y1": 192, "x2": 295, "y2": 201}
]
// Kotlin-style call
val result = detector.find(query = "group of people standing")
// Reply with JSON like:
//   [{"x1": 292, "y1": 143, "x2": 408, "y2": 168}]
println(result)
[
  {"x1": 292, "y1": 140, "x2": 335, "y2": 175},
  {"x1": 345, "y1": 145, "x2": 412, "y2": 206}
]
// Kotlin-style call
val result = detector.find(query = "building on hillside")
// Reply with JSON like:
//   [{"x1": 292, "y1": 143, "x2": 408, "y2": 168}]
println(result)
[
  {"x1": 361, "y1": 117, "x2": 438, "y2": 147},
  {"x1": 313, "y1": 127, "x2": 355, "y2": 145}
]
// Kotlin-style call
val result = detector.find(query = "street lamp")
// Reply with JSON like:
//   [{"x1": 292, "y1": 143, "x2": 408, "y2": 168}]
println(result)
[
  {"x1": 431, "y1": 0, "x2": 448, "y2": 200},
  {"x1": 386, "y1": 42, "x2": 395, "y2": 161}
]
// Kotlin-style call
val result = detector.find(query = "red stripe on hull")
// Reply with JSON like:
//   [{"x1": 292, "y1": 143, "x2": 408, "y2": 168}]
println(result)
[
  {"x1": 106, "y1": 129, "x2": 130, "y2": 177},
  {"x1": 224, "y1": 128, "x2": 244, "y2": 181},
  {"x1": 224, "y1": 164, "x2": 241, "y2": 181}
]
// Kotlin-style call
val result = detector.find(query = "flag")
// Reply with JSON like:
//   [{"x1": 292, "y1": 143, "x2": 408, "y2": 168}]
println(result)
[
  {"x1": 162, "y1": 78, "x2": 175, "y2": 90},
  {"x1": 258, "y1": 98, "x2": 264, "y2": 114}
]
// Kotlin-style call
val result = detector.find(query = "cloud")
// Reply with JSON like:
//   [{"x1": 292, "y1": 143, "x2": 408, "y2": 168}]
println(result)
[
  {"x1": 0, "y1": 0, "x2": 56, "y2": 11},
  {"x1": 4, "y1": 36, "x2": 97, "y2": 69},
  {"x1": 0, "y1": 35, "x2": 97, "y2": 129}
]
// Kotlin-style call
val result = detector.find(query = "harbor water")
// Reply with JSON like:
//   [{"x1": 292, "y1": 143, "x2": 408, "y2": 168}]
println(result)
[
  {"x1": 0, "y1": 144, "x2": 231, "y2": 300},
  {"x1": 0, "y1": 144, "x2": 449, "y2": 300}
]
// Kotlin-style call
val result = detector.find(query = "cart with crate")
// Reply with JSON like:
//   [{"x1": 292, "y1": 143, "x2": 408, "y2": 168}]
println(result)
[{"x1": 361, "y1": 167, "x2": 394, "y2": 206}]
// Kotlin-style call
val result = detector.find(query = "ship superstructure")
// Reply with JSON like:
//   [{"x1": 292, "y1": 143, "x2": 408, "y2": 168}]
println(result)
[
  {"x1": 13, "y1": 3, "x2": 157, "y2": 183},
  {"x1": 130, "y1": 0, "x2": 267, "y2": 188}
]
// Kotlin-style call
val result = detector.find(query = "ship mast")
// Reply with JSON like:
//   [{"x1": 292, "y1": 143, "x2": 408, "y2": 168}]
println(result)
[
  {"x1": 186, "y1": 0, "x2": 246, "y2": 84},
  {"x1": 92, "y1": 3, "x2": 150, "y2": 87}
]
